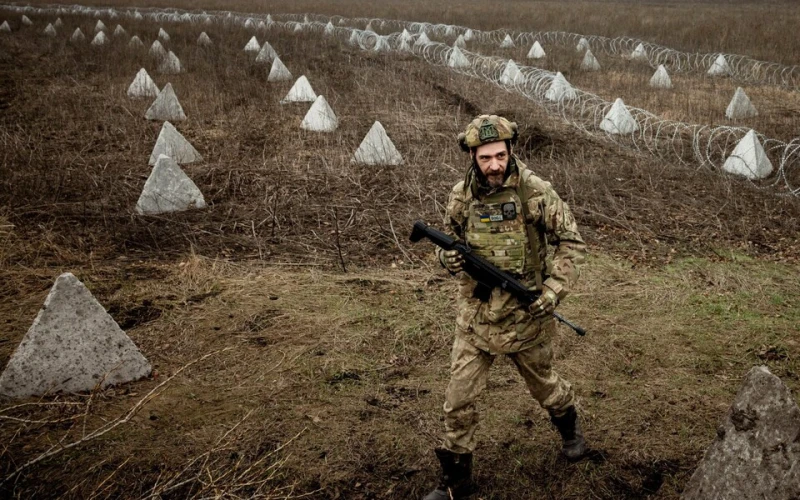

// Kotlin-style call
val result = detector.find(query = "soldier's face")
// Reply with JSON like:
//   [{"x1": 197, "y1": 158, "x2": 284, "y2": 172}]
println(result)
[{"x1": 473, "y1": 141, "x2": 509, "y2": 188}]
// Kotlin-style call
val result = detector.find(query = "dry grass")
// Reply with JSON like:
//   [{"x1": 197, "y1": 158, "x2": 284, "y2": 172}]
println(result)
[
  {"x1": 1, "y1": 254, "x2": 798, "y2": 498},
  {"x1": 0, "y1": 11, "x2": 797, "y2": 269},
  {"x1": 1, "y1": 2, "x2": 800, "y2": 498}
]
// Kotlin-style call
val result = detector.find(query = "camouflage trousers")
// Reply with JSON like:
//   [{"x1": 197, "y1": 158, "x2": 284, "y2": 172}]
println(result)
[{"x1": 442, "y1": 333, "x2": 575, "y2": 454}]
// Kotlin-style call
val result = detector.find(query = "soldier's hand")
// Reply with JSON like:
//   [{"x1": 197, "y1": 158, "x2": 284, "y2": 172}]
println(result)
[
  {"x1": 529, "y1": 286, "x2": 559, "y2": 319},
  {"x1": 439, "y1": 249, "x2": 464, "y2": 273}
]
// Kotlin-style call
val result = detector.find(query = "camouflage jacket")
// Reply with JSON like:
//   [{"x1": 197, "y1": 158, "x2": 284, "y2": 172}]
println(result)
[{"x1": 437, "y1": 157, "x2": 586, "y2": 354}]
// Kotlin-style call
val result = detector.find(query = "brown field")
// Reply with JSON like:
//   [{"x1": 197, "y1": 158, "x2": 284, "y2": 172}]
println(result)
[{"x1": 1, "y1": 1, "x2": 799, "y2": 499}]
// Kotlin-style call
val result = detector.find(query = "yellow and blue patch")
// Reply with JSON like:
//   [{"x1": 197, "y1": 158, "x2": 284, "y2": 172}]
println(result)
[{"x1": 480, "y1": 214, "x2": 504, "y2": 222}]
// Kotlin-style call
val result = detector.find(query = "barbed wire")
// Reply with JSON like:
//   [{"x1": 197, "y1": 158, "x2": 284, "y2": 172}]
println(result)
[
  {"x1": 283, "y1": 14, "x2": 800, "y2": 91},
  {"x1": 2, "y1": 3, "x2": 798, "y2": 196}
]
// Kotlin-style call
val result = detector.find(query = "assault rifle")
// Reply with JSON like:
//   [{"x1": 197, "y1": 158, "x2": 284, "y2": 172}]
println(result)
[{"x1": 409, "y1": 221, "x2": 587, "y2": 336}]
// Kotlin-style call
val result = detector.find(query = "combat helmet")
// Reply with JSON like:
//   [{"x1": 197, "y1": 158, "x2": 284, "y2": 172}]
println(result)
[{"x1": 458, "y1": 114, "x2": 518, "y2": 152}]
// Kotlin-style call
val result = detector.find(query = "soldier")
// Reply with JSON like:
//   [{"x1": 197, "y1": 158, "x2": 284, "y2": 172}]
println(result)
[{"x1": 423, "y1": 115, "x2": 589, "y2": 500}]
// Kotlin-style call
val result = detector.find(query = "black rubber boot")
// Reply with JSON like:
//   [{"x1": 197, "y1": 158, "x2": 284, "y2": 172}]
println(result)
[
  {"x1": 550, "y1": 406, "x2": 588, "y2": 461},
  {"x1": 422, "y1": 448, "x2": 475, "y2": 500}
]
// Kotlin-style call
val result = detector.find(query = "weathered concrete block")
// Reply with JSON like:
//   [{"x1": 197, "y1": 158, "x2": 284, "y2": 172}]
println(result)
[
  {"x1": 145, "y1": 83, "x2": 186, "y2": 122},
  {"x1": 149, "y1": 121, "x2": 202, "y2": 165},
  {"x1": 136, "y1": 154, "x2": 206, "y2": 215},
  {"x1": 682, "y1": 366, "x2": 800, "y2": 500},
  {"x1": 0, "y1": 273, "x2": 151, "y2": 398},
  {"x1": 351, "y1": 121, "x2": 403, "y2": 166}
]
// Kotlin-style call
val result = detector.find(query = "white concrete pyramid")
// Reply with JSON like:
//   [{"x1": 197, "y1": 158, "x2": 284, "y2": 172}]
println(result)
[
  {"x1": 348, "y1": 30, "x2": 360, "y2": 46},
  {"x1": 415, "y1": 32, "x2": 431, "y2": 46},
  {"x1": 255, "y1": 41, "x2": 277, "y2": 63},
  {"x1": 365, "y1": 21, "x2": 374, "y2": 32},
  {"x1": 1, "y1": 21, "x2": 10, "y2": 33},
  {"x1": 399, "y1": 38, "x2": 412, "y2": 52},
  {"x1": 258, "y1": 20, "x2": 267, "y2": 31},
  {"x1": 293, "y1": 23, "x2": 303, "y2": 33},
  {"x1": 351, "y1": 121, "x2": 403, "y2": 166},
  {"x1": 94, "y1": 19, "x2": 106, "y2": 33},
  {"x1": 581, "y1": 49, "x2": 601, "y2": 70},
  {"x1": 244, "y1": 35, "x2": 260, "y2": 53},
  {"x1": 722, "y1": 130, "x2": 773, "y2": 180},
  {"x1": 54, "y1": 17, "x2": 63, "y2": 28},
  {"x1": 448, "y1": 46, "x2": 470, "y2": 69},
  {"x1": 158, "y1": 27, "x2": 169, "y2": 42},
  {"x1": 374, "y1": 36, "x2": 391, "y2": 52},
  {"x1": 149, "y1": 39, "x2": 166, "y2": 58},
  {"x1": 600, "y1": 98, "x2": 639, "y2": 134},
  {"x1": 576, "y1": 37, "x2": 589, "y2": 51},
  {"x1": 21, "y1": 15, "x2": 32, "y2": 27},
  {"x1": 500, "y1": 34, "x2": 515, "y2": 48},
  {"x1": 545, "y1": 72, "x2": 577, "y2": 102},
  {"x1": 267, "y1": 14, "x2": 274, "y2": 24},
  {"x1": 133, "y1": 11, "x2": 143, "y2": 21},
  {"x1": 527, "y1": 41, "x2": 546, "y2": 59},
  {"x1": 400, "y1": 29, "x2": 412, "y2": 44},
  {"x1": 500, "y1": 59, "x2": 523, "y2": 85},
  {"x1": 631, "y1": 43, "x2": 648, "y2": 62},
  {"x1": 464, "y1": 29, "x2": 474, "y2": 41},
  {"x1": 444, "y1": 26, "x2": 455, "y2": 38},
  {"x1": 127, "y1": 68, "x2": 159, "y2": 98},
  {"x1": 267, "y1": 57, "x2": 292, "y2": 82},
  {"x1": 280, "y1": 75, "x2": 317, "y2": 104},
  {"x1": 145, "y1": 83, "x2": 186, "y2": 121},
  {"x1": 44, "y1": 23, "x2": 56, "y2": 37},
  {"x1": 300, "y1": 95, "x2": 338, "y2": 132},
  {"x1": 71, "y1": 27, "x2": 85, "y2": 42},
  {"x1": 708, "y1": 54, "x2": 731, "y2": 76},
  {"x1": 113, "y1": 24, "x2": 126, "y2": 37},
  {"x1": 324, "y1": 21, "x2": 334, "y2": 36},
  {"x1": 244, "y1": 18, "x2": 255, "y2": 29},
  {"x1": 149, "y1": 121, "x2": 202, "y2": 165},
  {"x1": 725, "y1": 87, "x2": 757, "y2": 119},
  {"x1": 158, "y1": 50, "x2": 182, "y2": 74},
  {"x1": 190, "y1": 31, "x2": 209, "y2": 46},
  {"x1": 0, "y1": 273, "x2": 152, "y2": 398},
  {"x1": 128, "y1": 35, "x2": 143, "y2": 49},
  {"x1": 454, "y1": 34, "x2": 466, "y2": 48},
  {"x1": 650, "y1": 64, "x2": 672, "y2": 89},
  {"x1": 91, "y1": 31, "x2": 108, "y2": 46},
  {"x1": 136, "y1": 155, "x2": 206, "y2": 215}
]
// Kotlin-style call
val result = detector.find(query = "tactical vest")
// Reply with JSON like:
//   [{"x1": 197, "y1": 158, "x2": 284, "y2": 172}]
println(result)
[
  {"x1": 465, "y1": 189, "x2": 536, "y2": 275},
  {"x1": 461, "y1": 165, "x2": 544, "y2": 287}
]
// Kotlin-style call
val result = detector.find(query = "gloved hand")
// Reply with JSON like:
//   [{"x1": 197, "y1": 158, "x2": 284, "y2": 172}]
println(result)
[
  {"x1": 439, "y1": 249, "x2": 464, "y2": 273},
  {"x1": 529, "y1": 286, "x2": 559, "y2": 319}
]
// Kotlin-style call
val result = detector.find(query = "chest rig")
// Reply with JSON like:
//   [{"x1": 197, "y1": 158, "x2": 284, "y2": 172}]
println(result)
[
  {"x1": 462, "y1": 164, "x2": 545, "y2": 289},
  {"x1": 465, "y1": 190, "x2": 533, "y2": 275}
]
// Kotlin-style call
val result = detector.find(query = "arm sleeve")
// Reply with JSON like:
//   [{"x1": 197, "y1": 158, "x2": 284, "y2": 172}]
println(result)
[
  {"x1": 435, "y1": 183, "x2": 468, "y2": 265},
  {"x1": 540, "y1": 186, "x2": 587, "y2": 300}
]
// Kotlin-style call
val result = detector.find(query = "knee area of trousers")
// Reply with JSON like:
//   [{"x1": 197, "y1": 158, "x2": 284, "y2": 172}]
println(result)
[{"x1": 445, "y1": 409, "x2": 479, "y2": 428}]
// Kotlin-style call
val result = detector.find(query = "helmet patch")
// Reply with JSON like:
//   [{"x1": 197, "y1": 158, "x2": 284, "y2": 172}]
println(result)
[{"x1": 478, "y1": 120, "x2": 499, "y2": 142}]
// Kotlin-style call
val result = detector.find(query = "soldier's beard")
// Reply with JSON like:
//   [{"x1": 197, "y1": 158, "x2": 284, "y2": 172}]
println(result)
[
  {"x1": 485, "y1": 170, "x2": 505, "y2": 187},
  {"x1": 474, "y1": 163, "x2": 507, "y2": 188}
]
